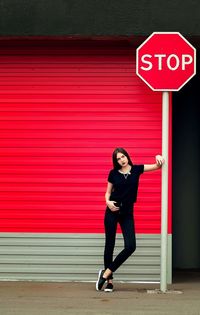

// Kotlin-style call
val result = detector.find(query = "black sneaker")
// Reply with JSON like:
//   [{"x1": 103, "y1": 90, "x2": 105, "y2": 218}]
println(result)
[
  {"x1": 96, "y1": 269, "x2": 107, "y2": 291},
  {"x1": 104, "y1": 282, "x2": 113, "y2": 292}
]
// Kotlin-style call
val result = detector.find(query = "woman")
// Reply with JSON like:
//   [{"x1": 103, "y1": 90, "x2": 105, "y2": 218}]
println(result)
[{"x1": 96, "y1": 147, "x2": 164, "y2": 292}]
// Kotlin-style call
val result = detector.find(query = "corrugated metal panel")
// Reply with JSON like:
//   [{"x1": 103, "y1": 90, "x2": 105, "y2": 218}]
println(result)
[
  {"x1": 0, "y1": 40, "x2": 163, "y2": 234},
  {"x1": 0, "y1": 40, "x2": 172, "y2": 283},
  {"x1": 0, "y1": 233, "x2": 161, "y2": 282}
]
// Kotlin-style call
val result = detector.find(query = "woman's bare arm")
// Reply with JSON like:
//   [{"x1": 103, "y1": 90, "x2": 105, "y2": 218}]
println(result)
[{"x1": 144, "y1": 155, "x2": 164, "y2": 172}]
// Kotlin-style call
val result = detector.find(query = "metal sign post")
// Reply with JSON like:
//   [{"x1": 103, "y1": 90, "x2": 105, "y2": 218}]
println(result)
[{"x1": 160, "y1": 91, "x2": 169, "y2": 292}]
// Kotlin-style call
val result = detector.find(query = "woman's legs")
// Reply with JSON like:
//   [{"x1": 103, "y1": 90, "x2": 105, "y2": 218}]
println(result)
[
  {"x1": 105, "y1": 212, "x2": 136, "y2": 273},
  {"x1": 97, "y1": 209, "x2": 135, "y2": 291}
]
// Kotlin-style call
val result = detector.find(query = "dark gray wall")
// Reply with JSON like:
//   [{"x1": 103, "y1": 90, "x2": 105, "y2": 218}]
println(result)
[
  {"x1": 172, "y1": 56, "x2": 200, "y2": 269},
  {"x1": 1, "y1": 0, "x2": 200, "y2": 36}
]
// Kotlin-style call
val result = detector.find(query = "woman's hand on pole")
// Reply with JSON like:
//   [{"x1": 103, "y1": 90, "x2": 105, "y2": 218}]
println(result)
[
  {"x1": 144, "y1": 155, "x2": 164, "y2": 172},
  {"x1": 155, "y1": 155, "x2": 165, "y2": 167}
]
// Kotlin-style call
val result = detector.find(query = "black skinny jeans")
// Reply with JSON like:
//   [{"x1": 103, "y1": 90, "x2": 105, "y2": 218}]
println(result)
[{"x1": 104, "y1": 206, "x2": 136, "y2": 273}]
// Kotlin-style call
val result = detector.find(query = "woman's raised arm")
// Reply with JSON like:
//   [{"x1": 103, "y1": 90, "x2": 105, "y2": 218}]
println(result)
[{"x1": 144, "y1": 155, "x2": 165, "y2": 172}]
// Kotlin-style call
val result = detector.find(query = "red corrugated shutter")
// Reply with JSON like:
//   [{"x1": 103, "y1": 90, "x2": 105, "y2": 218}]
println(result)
[{"x1": 0, "y1": 39, "x2": 165, "y2": 234}]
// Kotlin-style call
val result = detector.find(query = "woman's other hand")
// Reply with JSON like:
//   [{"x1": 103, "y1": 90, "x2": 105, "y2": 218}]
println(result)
[{"x1": 106, "y1": 201, "x2": 120, "y2": 212}]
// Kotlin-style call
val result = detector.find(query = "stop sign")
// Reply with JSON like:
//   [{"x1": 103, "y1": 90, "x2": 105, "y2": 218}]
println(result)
[{"x1": 136, "y1": 32, "x2": 196, "y2": 91}]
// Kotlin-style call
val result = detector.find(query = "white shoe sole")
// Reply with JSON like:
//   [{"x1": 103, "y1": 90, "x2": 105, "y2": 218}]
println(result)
[{"x1": 104, "y1": 288, "x2": 113, "y2": 292}]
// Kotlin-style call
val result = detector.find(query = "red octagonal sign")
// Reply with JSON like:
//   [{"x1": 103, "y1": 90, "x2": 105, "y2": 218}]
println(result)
[{"x1": 136, "y1": 32, "x2": 196, "y2": 91}]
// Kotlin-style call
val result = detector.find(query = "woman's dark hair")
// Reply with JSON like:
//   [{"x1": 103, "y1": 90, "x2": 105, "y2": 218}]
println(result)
[{"x1": 112, "y1": 147, "x2": 133, "y2": 170}]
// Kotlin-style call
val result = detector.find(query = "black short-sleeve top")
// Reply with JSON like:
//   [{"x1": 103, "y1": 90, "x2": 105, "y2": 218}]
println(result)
[{"x1": 108, "y1": 165, "x2": 144, "y2": 205}]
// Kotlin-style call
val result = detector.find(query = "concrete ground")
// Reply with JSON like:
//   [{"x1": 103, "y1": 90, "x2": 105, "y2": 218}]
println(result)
[{"x1": 0, "y1": 271, "x2": 200, "y2": 315}]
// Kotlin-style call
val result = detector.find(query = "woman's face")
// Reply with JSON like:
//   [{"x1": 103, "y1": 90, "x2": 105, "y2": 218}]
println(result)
[{"x1": 116, "y1": 152, "x2": 129, "y2": 168}]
